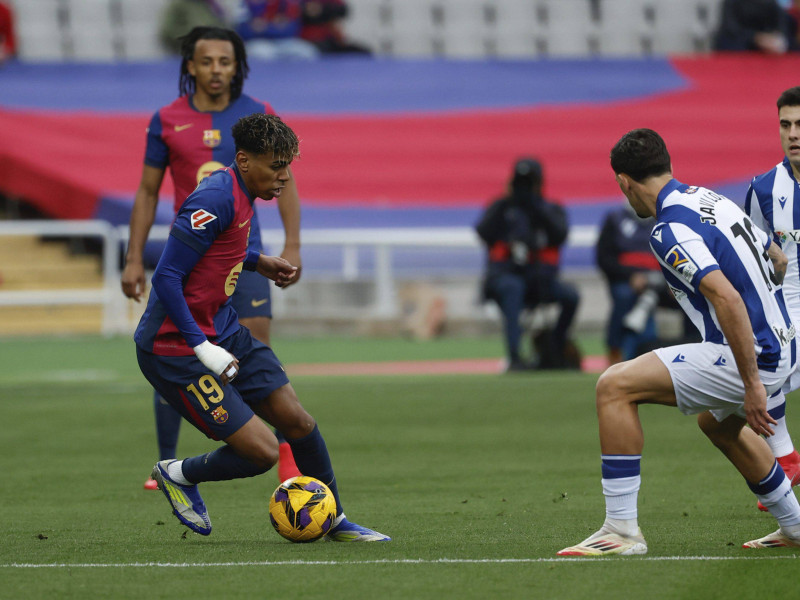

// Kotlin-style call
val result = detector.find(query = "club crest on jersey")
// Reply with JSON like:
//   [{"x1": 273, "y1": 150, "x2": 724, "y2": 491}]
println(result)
[
  {"x1": 665, "y1": 244, "x2": 698, "y2": 282},
  {"x1": 191, "y1": 209, "x2": 217, "y2": 230},
  {"x1": 211, "y1": 406, "x2": 229, "y2": 424},
  {"x1": 203, "y1": 129, "x2": 222, "y2": 148}
]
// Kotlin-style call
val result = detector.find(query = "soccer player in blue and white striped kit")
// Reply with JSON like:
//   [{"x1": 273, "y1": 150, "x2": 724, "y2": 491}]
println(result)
[
  {"x1": 559, "y1": 128, "x2": 800, "y2": 556},
  {"x1": 744, "y1": 86, "x2": 800, "y2": 511}
]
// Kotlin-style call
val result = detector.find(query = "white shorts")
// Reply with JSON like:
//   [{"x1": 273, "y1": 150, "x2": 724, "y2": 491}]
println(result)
[{"x1": 654, "y1": 342, "x2": 792, "y2": 422}]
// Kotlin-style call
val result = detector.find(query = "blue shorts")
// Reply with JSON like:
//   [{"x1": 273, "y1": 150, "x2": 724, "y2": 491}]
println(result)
[
  {"x1": 136, "y1": 326, "x2": 290, "y2": 441},
  {"x1": 231, "y1": 268, "x2": 272, "y2": 319}
]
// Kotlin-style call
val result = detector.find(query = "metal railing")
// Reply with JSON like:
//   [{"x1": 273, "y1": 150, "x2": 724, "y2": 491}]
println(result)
[{"x1": 0, "y1": 220, "x2": 598, "y2": 334}]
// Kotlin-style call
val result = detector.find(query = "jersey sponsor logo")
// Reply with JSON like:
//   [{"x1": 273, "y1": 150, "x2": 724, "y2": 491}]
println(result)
[
  {"x1": 685, "y1": 186, "x2": 699, "y2": 194},
  {"x1": 773, "y1": 323, "x2": 796, "y2": 347},
  {"x1": 196, "y1": 161, "x2": 226, "y2": 185},
  {"x1": 713, "y1": 356, "x2": 727, "y2": 366},
  {"x1": 238, "y1": 219, "x2": 250, "y2": 229},
  {"x1": 665, "y1": 244, "x2": 698, "y2": 281},
  {"x1": 225, "y1": 262, "x2": 244, "y2": 296},
  {"x1": 775, "y1": 230, "x2": 800, "y2": 244},
  {"x1": 191, "y1": 209, "x2": 218, "y2": 230},
  {"x1": 210, "y1": 406, "x2": 229, "y2": 424},
  {"x1": 251, "y1": 298, "x2": 268, "y2": 307},
  {"x1": 672, "y1": 353, "x2": 686, "y2": 363},
  {"x1": 203, "y1": 129, "x2": 222, "y2": 148},
  {"x1": 779, "y1": 195, "x2": 788, "y2": 210},
  {"x1": 174, "y1": 123, "x2": 194, "y2": 132}
]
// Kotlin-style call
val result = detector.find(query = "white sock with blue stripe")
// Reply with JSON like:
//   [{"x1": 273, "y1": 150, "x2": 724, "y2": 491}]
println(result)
[
  {"x1": 766, "y1": 391, "x2": 795, "y2": 458},
  {"x1": 601, "y1": 455, "x2": 641, "y2": 536},
  {"x1": 748, "y1": 460, "x2": 800, "y2": 538}
]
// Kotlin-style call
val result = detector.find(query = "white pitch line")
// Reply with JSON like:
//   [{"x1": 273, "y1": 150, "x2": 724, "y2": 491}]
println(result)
[{"x1": 2, "y1": 556, "x2": 799, "y2": 568}]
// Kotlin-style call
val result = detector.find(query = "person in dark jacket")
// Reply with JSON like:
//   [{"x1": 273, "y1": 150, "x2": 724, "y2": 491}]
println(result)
[{"x1": 476, "y1": 158, "x2": 580, "y2": 371}]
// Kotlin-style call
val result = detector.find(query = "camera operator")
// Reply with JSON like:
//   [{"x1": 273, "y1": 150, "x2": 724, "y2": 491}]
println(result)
[{"x1": 476, "y1": 158, "x2": 580, "y2": 371}]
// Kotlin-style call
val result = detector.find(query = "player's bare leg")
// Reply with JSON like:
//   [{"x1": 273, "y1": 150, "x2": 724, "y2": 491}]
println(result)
[
  {"x1": 559, "y1": 353, "x2": 676, "y2": 556},
  {"x1": 698, "y1": 412, "x2": 800, "y2": 547}
]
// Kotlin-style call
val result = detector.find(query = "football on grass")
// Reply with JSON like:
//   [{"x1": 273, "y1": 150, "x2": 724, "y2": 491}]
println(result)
[{"x1": 269, "y1": 476, "x2": 337, "y2": 542}]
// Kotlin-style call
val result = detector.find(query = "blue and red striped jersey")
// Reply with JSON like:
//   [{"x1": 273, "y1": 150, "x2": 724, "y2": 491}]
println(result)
[{"x1": 135, "y1": 166, "x2": 259, "y2": 356}]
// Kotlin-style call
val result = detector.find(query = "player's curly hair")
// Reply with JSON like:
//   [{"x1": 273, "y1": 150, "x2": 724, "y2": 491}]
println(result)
[
  {"x1": 232, "y1": 113, "x2": 300, "y2": 162},
  {"x1": 778, "y1": 86, "x2": 800, "y2": 110},
  {"x1": 610, "y1": 128, "x2": 671, "y2": 182},
  {"x1": 178, "y1": 27, "x2": 249, "y2": 100}
]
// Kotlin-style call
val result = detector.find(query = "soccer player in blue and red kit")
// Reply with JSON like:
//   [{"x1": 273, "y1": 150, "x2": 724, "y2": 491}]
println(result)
[
  {"x1": 136, "y1": 113, "x2": 389, "y2": 541},
  {"x1": 121, "y1": 27, "x2": 301, "y2": 488}
]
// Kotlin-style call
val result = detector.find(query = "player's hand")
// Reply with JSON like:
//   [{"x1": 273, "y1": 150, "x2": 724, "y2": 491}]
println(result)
[
  {"x1": 256, "y1": 255, "x2": 298, "y2": 288},
  {"x1": 279, "y1": 246, "x2": 302, "y2": 288},
  {"x1": 121, "y1": 260, "x2": 147, "y2": 302},
  {"x1": 743, "y1": 384, "x2": 776, "y2": 437},
  {"x1": 193, "y1": 340, "x2": 239, "y2": 385}
]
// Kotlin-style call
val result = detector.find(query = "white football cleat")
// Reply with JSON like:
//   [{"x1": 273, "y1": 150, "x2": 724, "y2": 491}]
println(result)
[
  {"x1": 742, "y1": 529, "x2": 800, "y2": 549},
  {"x1": 557, "y1": 527, "x2": 647, "y2": 556}
]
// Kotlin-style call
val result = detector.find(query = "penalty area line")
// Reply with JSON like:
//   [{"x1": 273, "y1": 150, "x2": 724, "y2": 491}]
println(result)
[{"x1": 2, "y1": 556, "x2": 799, "y2": 568}]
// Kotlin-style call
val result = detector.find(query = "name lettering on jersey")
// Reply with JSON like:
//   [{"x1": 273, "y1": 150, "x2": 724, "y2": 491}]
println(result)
[
  {"x1": 225, "y1": 262, "x2": 243, "y2": 296},
  {"x1": 698, "y1": 194, "x2": 720, "y2": 225},
  {"x1": 191, "y1": 209, "x2": 218, "y2": 230},
  {"x1": 665, "y1": 244, "x2": 699, "y2": 282},
  {"x1": 174, "y1": 123, "x2": 194, "y2": 132},
  {"x1": 203, "y1": 129, "x2": 222, "y2": 148},
  {"x1": 774, "y1": 230, "x2": 800, "y2": 244}
]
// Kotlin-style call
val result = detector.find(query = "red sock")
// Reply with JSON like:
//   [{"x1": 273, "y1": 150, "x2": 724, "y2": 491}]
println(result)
[{"x1": 278, "y1": 442, "x2": 302, "y2": 482}]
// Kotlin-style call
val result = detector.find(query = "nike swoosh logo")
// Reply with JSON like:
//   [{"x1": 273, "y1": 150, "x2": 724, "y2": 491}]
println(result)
[
  {"x1": 238, "y1": 220, "x2": 250, "y2": 228},
  {"x1": 251, "y1": 298, "x2": 268, "y2": 307},
  {"x1": 174, "y1": 123, "x2": 194, "y2": 132}
]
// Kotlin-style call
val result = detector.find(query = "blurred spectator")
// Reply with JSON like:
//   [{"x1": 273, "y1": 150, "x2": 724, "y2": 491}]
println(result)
[
  {"x1": 476, "y1": 158, "x2": 580, "y2": 371},
  {"x1": 300, "y1": 0, "x2": 371, "y2": 54},
  {"x1": 160, "y1": 0, "x2": 228, "y2": 53},
  {"x1": 713, "y1": 0, "x2": 798, "y2": 54},
  {"x1": 596, "y1": 205, "x2": 663, "y2": 365},
  {"x1": 0, "y1": 1, "x2": 16, "y2": 63},
  {"x1": 235, "y1": 0, "x2": 319, "y2": 60}
]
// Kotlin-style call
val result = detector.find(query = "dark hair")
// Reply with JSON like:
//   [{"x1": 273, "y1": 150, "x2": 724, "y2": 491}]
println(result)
[
  {"x1": 232, "y1": 113, "x2": 300, "y2": 162},
  {"x1": 178, "y1": 27, "x2": 249, "y2": 100},
  {"x1": 610, "y1": 128, "x2": 671, "y2": 182},
  {"x1": 778, "y1": 86, "x2": 800, "y2": 111}
]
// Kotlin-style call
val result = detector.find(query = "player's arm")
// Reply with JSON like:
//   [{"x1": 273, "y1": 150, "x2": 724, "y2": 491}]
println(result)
[
  {"x1": 767, "y1": 239, "x2": 787, "y2": 285},
  {"x1": 275, "y1": 168, "x2": 302, "y2": 287},
  {"x1": 151, "y1": 234, "x2": 239, "y2": 384},
  {"x1": 243, "y1": 249, "x2": 298, "y2": 288},
  {"x1": 121, "y1": 166, "x2": 166, "y2": 301},
  {"x1": 698, "y1": 270, "x2": 775, "y2": 436}
]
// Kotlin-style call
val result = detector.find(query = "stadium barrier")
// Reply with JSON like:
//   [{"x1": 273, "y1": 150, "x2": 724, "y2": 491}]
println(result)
[{"x1": 0, "y1": 220, "x2": 598, "y2": 336}]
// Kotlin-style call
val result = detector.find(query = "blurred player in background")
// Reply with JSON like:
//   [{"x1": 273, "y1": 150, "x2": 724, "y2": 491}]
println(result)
[
  {"x1": 559, "y1": 128, "x2": 800, "y2": 556},
  {"x1": 121, "y1": 26, "x2": 302, "y2": 490},
  {"x1": 744, "y1": 85, "x2": 800, "y2": 510},
  {"x1": 137, "y1": 113, "x2": 389, "y2": 541}
]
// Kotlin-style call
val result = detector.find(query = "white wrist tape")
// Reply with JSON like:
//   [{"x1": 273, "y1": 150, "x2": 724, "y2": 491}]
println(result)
[{"x1": 193, "y1": 340, "x2": 235, "y2": 376}]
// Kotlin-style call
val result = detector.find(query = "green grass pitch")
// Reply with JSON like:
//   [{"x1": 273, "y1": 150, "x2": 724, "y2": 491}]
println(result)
[{"x1": 1, "y1": 335, "x2": 799, "y2": 599}]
